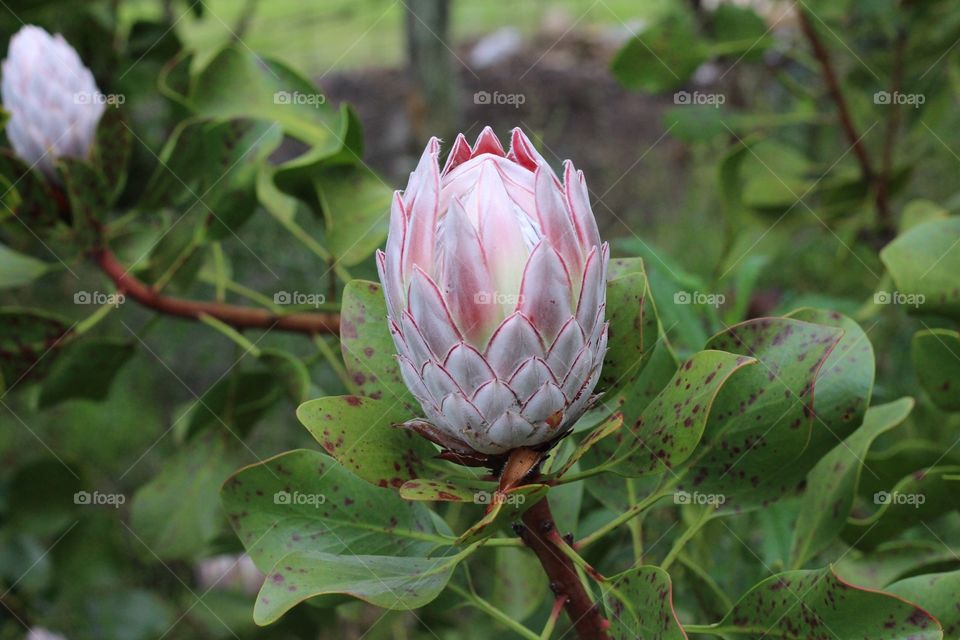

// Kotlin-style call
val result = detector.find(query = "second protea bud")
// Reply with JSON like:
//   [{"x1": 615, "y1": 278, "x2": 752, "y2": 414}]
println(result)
[
  {"x1": 1, "y1": 25, "x2": 105, "y2": 180},
  {"x1": 378, "y1": 127, "x2": 608, "y2": 456}
]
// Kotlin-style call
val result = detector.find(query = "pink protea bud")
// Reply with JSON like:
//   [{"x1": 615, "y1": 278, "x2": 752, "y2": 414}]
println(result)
[
  {"x1": 378, "y1": 127, "x2": 608, "y2": 455},
  {"x1": 1, "y1": 25, "x2": 105, "y2": 180}
]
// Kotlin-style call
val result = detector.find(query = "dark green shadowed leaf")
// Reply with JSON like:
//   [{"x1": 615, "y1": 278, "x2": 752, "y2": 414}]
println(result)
[
  {"x1": 91, "y1": 107, "x2": 132, "y2": 203},
  {"x1": 0, "y1": 308, "x2": 71, "y2": 388},
  {"x1": 58, "y1": 157, "x2": 110, "y2": 248},
  {"x1": 38, "y1": 338, "x2": 136, "y2": 408},
  {"x1": 0, "y1": 242, "x2": 47, "y2": 289},
  {"x1": 297, "y1": 395, "x2": 434, "y2": 489},
  {"x1": 790, "y1": 398, "x2": 914, "y2": 568},
  {"x1": 912, "y1": 329, "x2": 960, "y2": 411},
  {"x1": 602, "y1": 566, "x2": 687, "y2": 640},
  {"x1": 340, "y1": 280, "x2": 417, "y2": 410},
  {"x1": 881, "y1": 217, "x2": 960, "y2": 319},
  {"x1": 835, "y1": 540, "x2": 960, "y2": 590}
]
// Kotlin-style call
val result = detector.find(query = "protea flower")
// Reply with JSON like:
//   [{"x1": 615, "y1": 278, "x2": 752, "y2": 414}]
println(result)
[
  {"x1": 1, "y1": 25, "x2": 105, "y2": 180},
  {"x1": 378, "y1": 127, "x2": 608, "y2": 456}
]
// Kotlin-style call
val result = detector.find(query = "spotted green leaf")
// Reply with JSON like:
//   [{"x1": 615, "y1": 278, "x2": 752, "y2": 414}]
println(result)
[
  {"x1": 888, "y1": 570, "x2": 960, "y2": 637},
  {"x1": 912, "y1": 329, "x2": 960, "y2": 412},
  {"x1": 297, "y1": 395, "x2": 434, "y2": 489},
  {"x1": 881, "y1": 216, "x2": 960, "y2": 319},
  {"x1": 790, "y1": 398, "x2": 914, "y2": 568},
  {"x1": 606, "y1": 349, "x2": 756, "y2": 476},
  {"x1": 340, "y1": 280, "x2": 417, "y2": 410},
  {"x1": 602, "y1": 566, "x2": 687, "y2": 640}
]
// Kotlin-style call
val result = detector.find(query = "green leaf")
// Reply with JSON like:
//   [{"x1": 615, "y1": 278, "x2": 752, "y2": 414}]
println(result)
[
  {"x1": 842, "y1": 465, "x2": 960, "y2": 551},
  {"x1": 0, "y1": 150, "x2": 59, "y2": 227},
  {"x1": 38, "y1": 338, "x2": 135, "y2": 408},
  {"x1": 602, "y1": 566, "x2": 686, "y2": 640},
  {"x1": 455, "y1": 485, "x2": 549, "y2": 544},
  {"x1": 58, "y1": 157, "x2": 110, "y2": 247},
  {"x1": 185, "y1": 371, "x2": 283, "y2": 439},
  {"x1": 313, "y1": 165, "x2": 392, "y2": 266},
  {"x1": 554, "y1": 414, "x2": 623, "y2": 478},
  {"x1": 835, "y1": 540, "x2": 960, "y2": 589},
  {"x1": 129, "y1": 434, "x2": 237, "y2": 561},
  {"x1": 7, "y1": 457, "x2": 82, "y2": 536},
  {"x1": 0, "y1": 308, "x2": 71, "y2": 388},
  {"x1": 189, "y1": 46, "x2": 342, "y2": 162},
  {"x1": 258, "y1": 348, "x2": 311, "y2": 404},
  {"x1": 340, "y1": 280, "x2": 417, "y2": 409},
  {"x1": 492, "y1": 546, "x2": 548, "y2": 622},
  {"x1": 297, "y1": 395, "x2": 435, "y2": 489},
  {"x1": 0, "y1": 242, "x2": 47, "y2": 289},
  {"x1": 599, "y1": 264, "x2": 661, "y2": 396},
  {"x1": 707, "y1": 567, "x2": 941, "y2": 638},
  {"x1": 221, "y1": 449, "x2": 444, "y2": 571},
  {"x1": 611, "y1": 10, "x2": 708, "y2": 93},
  {"x1": 254, "y1": 544, "x2": 477, "y2": 625},
  {"x1": 606, "y1": 349, "x2": 756, "y2": 476},
  {"x1": 881, "y1": 216, "x2": 960, "y2": 319},
  {"x1": 790, "y1": 398, "x2": 914, "y2": 568},
  {"x1": 888, "y1": 570, "x2": 960, "y2": 635},
  {"x1": 91, "y1": 107, "x2": 132, "y2": 204},
  {"x1": 712, "y1": 4, "x2": 772, "y2": 59},
  {"x1": 912, "y1": 329, "x2": 960, "y2": 411},
  {"x1": 686, "y1": 316, "x2": 848, "y2": 509}
]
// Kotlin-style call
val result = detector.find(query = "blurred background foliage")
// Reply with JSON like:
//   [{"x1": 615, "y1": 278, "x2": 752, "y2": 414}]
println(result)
[{"x1": 1, "y1": 0, "x2": 960, "y2": 638}]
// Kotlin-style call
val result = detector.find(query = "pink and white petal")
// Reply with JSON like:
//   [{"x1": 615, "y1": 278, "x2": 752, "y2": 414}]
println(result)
[
  {"x1": 535, "y1": 165, "x2": 583, "y2": 279},
  {"x1": 485, "y1": 411, "x2": 536, "y2": 452},
  {"x1": 575, "y1": 245, "x2": 603, "y2": 333},
  {"x1": 443, "y1": 342, "x2": 497, "y2": 397},
  {"x1": 477, "y1": 162, "x2": 532, "y2": 301},
  {"x1": 485, "y1": 312, "x2": 546, "y2": 379},
  {"x1": 507, "y1": 356, "x2": 558, "y2": 403},
  {"x1": 545, "y1": 317, "x2": 586, "y2": 377},
  {"x1": 407, "y1": 267, "x2": 462, "y2": 359},
  {"x1": 472, "y1": 126, "x2": 505, "y2": 157},
  {"x1": 402, "y1": 140, "x2": 441, "y2": 278},
  {"x1": 403, "y1": 136, "x2": 440, "y2": 211},
  {"x1": 518, "y1": 241, "x2": 574, "y2": 343},
  {"x1": 438, "y1": 198, "x2": 498, "y2": 343},
  {"x1": 421, "y1": 360, "x2": 464, "y2": 401},
  {"x1": 441, "y1": 132, "x2": 472, "y2": 175},
  {"x1": 508, "y1": 128, "x2": 551, "y2": 174},
  {"x1": 377, "y1": 250, "x2": 404, "y2": 322},
  {"x1": 438, "y1": 392, "x2": 490, "y2": 450},
  {"x1": 564, "y1": 161, "x2": 601, "y2": 251},
  {"x1": 472, "y1": 379, "x2": 521, "y2": 422},
  {"x1": 561, "y1": 346, "x2": 594, "y2": 400},
  {"x1": 398, "y1": 355, "x2": 437, "y2": 411},
  {"x1": 521, "y1": 381, "x2": 567, "y2": 425},
  {"x1": 398, "y1": 312, "x2": 433, "y2": 367},
  {"x1": 562, "y1": 364, "x2": 602, "y2": 429}
]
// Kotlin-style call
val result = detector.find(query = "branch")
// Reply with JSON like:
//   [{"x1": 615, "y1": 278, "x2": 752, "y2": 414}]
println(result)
[
  {"x1": 94, "y1": 247, "x2": 340, "y2": 335},
  {"x1": 519, "y1": 496, "x2": 611, "y2": 640}
]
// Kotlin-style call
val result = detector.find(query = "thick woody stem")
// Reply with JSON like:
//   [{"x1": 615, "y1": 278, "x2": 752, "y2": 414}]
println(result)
[
  {"x1": 520, "y1": 496, "x2": 611, "y2": 640},
  {"x1": 94, "y1": 247, "x2": 340, "y2": 335}
]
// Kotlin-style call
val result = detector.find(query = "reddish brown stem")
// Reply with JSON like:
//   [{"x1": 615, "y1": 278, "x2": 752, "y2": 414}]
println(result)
[
  {"x1": 94, "y1": 247, "x2": 339, "y2": 335},
  {"x1": 520, "y1": 496, "x2": 610, "y2": 640}
]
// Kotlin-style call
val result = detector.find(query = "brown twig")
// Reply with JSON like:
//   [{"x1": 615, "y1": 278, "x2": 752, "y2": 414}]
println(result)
[
  {"x1": 876, "y1": 28, "x2": 907, "y2": 238},
  {"x1": 519, "y1": 494, "x2": 611, "y2": 640},
  {"x1": 94, "y1": 247, "x2": 339, "y2": 335}
]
